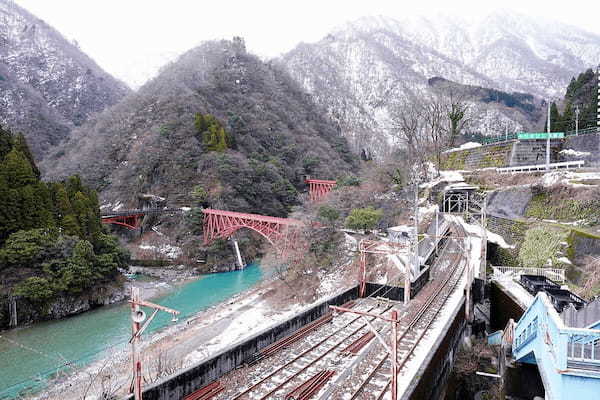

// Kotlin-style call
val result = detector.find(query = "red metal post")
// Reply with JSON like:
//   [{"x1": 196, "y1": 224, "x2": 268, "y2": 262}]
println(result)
[
  {"x1": 391, "y1": 310, "x2": 398, "y2": 400},
  {"x1": 305, "y1": 179, "x2": 336, "y2": 202}
]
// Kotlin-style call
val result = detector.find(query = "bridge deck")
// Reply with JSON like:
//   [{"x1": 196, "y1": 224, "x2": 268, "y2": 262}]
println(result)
[{"x1": 202, "y1": 208, "x2": 304, "y2": 226}]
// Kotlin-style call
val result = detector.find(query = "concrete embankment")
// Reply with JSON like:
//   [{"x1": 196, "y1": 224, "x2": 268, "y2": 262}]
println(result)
[{"x1": 125, "y1": 287, "x2": 359, "y2": 400}]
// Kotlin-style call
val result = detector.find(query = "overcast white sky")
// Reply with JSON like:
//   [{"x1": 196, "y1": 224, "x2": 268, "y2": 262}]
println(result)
[{"x1": 14, "y1": 0, "x2": 600, "y2": 88}]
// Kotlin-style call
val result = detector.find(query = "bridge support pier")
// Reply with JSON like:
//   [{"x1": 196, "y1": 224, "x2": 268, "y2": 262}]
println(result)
[
  {"x1": 8, "y1": 296, "x2": 17, "y2": 328},
  {"x1": 231, "y1": 238, "x2": 245, "y2": 270}
]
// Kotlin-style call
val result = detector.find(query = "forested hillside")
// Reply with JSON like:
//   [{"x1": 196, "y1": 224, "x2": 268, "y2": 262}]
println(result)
[
  {"x1": 45, "y1": 39, "x2": 357, "y2": 219},
  {"x1": 548, "y1": 68, "x2": 599, "y2": 132},
  {"x1": 0, "y1": 125, "x2": 128, "y2": 328}
]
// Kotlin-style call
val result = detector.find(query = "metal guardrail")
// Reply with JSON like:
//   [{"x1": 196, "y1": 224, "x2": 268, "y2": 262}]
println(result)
[
  {"x1": 492, "y1": 266, "x2": 566, "y2": 283},
  {"x1": 496, "y1": 160, "x2": 584, "y2": 174},
  {"x1": 476, "y1": 127, "x2": 599, "y2": 145},
  {"x1": 565, "y1": 127, "x2": 600, "y2": 137}
]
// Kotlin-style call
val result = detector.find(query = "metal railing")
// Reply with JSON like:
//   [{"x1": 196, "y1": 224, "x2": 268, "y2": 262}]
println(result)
[
  {"x1": 496, "y1": 160, "x2": 584, "y2": 174},
  {"x1": 475, "y1": 127, "x2": 599, "y2": 145},
  {"x1": 565, "y1": 127, "x2": 600, "y2": 137},
  {"x1": 492, "y1": 266, "x2": 566, "y2": 283},
  {"x1": 568, "y1": 333, "x2": 600, "y2": 363}
]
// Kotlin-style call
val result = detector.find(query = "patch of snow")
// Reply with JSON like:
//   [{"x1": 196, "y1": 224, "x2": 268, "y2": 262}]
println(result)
[
  {"x1": 557, "y1": 257, "x2": 572, "y2": 265},
  {"x1": 420, "y1": 170, "x2": 465, "y2": 189},
  {"x1": 343, "y1": 232, "x2": 358, "y2": 252},
  {"x1": 444, "y1": 141, "x2": 482, "y2": 153},
  {"x1": 439, "y1": 170, "x2": 465, "y2": 183},
  {"x1": 180, "y1": 207, "x2": 191, "y2": 212},
  {"x1": 151, "y1": 225, "x2": 165, "y2": 237},
  {"x1": 139, "y1": 243, "x2": 182, "y2": 259},
  {"x1": 559, "y1": 149, "x2": 590, "y2": 157},
  {"x1": 418, "y1": 204, "x2": 438, "y2": 218}
]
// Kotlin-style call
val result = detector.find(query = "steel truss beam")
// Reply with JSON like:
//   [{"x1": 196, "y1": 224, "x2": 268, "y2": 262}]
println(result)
[
  {"x1": 202, "y1": 208, "x2": 304, "y2": 255},
  {"x1": 305, "y1": 179, "x2": 336, "y2": 202}
]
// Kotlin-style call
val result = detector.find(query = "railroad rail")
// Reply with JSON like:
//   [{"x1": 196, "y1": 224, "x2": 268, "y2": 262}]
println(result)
[
  {"x1": 336, "y1": 223, "x2": 468, "y2": 400},
  {"x1": 206, "y1": 222, "x2": 470, "y2": 400},
  {"x1": 214, "y1": 301, "x2": 395, "y2": 400}
]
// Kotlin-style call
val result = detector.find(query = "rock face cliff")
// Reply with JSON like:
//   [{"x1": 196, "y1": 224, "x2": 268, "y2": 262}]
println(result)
[
  {"x1": 45, "y1": 39, "x2": 356, "y2": 218},
  {"x1": 279, "y1": 12, "x2": 600, "y2": 156},
  {"x1": 0, "y1": 0, "x2": 129, "y2": 160}
]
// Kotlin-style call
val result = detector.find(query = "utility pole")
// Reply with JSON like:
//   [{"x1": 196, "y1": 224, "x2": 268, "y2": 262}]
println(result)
[
  {"x1": 575, "y1": 106, "x2": 580, "y2": 136},
  {"x1": 129, "y1": 287, "x2": 180, "y2": 400},
  {"x1": 597, "y1": 64, "x2": 600, "y2": 131},
  {"x1": 546, "y1": 101, "x2": 551, "y2": 171},
  {"x1": 413, "y1": 183, "x2": 419, "y2": 279},
  {"x1": 505, "y1": 123, "x2": 508, "y2": 141}
]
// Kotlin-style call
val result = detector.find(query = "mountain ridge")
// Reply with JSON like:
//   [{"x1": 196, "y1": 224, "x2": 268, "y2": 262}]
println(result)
[
  {"x1": 44, "y1": 39, "x2": 356, "y2": 218},
  {"x1": 0, "y1": 0, "x2": 130, "y2": 161},
  {"x1": 279, "y1": 12, "x2": 600, "y2": 156}
]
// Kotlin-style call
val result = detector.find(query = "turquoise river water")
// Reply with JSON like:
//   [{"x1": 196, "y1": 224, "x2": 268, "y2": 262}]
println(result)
[{"x1": 0, "y1": 262, "x2": 263, "y2": 398}]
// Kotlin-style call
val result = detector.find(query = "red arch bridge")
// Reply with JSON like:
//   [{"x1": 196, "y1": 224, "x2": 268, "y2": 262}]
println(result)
[
  {"x1": 202, "y1": 208, "x2": 304, "y2": 253},
  {"x1": 102, "y1": 208, "x2": 304, "y2": 254}
]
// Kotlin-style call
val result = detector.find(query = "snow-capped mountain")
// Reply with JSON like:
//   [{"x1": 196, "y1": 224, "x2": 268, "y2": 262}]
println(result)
[
  {"x1": 0, "y1": 0, "x2": 130, "y2": 160},
  {"x1": 280, "y1": 12, "x2": 600, "y2": 156}
]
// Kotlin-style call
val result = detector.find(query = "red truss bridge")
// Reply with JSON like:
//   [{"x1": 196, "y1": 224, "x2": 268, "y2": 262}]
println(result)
[
  {"x1": 202, "y1": 208, "x2": 304, "y2": 250},
  {"x1": 100, "y1": 208, "x2": 182, "y2": 230},
  {"x1": 305, "y1": 179, "x2": 336, "y2": 202}
]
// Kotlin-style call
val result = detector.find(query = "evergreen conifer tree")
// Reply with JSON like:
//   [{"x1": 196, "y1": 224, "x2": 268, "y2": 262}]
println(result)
[
  {"x1": 0, "y1": 149, "x2": 37, "y2": 188},
  {"x1": 0, "y1": 125, "x2": 12, "y2": 160},
  {"x1": 13, "y1": 133, "x2": 41, "y2": 179}
]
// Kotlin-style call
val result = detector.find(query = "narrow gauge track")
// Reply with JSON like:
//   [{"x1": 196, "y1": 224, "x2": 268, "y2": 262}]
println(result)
[
  {"x1": 342, "y1": 224, "x2": 469, "y2": 400},
  {"x1": 218, "y1": 301, "x2": 395, "y2": 400}
]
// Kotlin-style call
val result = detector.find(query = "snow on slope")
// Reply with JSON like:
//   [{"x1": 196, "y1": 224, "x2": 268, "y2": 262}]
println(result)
[{"x1": 280, "y1": 11, "x2": 600, "y2": 157}]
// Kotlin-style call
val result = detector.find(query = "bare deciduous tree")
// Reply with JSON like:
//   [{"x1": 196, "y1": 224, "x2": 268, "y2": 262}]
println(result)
[{"x1": 391, "y1": 84, "x2": 472, "y2": 176}]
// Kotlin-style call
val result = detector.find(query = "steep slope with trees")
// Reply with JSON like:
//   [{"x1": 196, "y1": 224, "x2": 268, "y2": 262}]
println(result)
[
  {"x1": 0, "y1": 125, "x2": 128, "y2": 328},
  {"x1": 45, "y1": 39, "x2": 356, "y2": 216},
  {"x1": 0, "y1": 0, "x2": 130, "y2": 161},
  {"x1": 547, "y1": 68, "x2": 599, "y2": 132}
]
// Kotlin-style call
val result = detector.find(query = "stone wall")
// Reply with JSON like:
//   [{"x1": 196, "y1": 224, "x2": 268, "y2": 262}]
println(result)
[{"x1": 441, "y1": 142, "x2": 515, "y2": 170}]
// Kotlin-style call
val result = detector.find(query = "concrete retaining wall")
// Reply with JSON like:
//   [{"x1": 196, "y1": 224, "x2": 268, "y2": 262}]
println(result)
[
  {"x1": 402, "y1": 298, "x2": 467, "y2": 400},
  {"x1": 127, "y1": 286, "x2": 359, "y2": 400},
  {"x1": 490, "y1": 281, "x2": 525, "y2": 331},
  {"x1": 509, "y1": 139, "x2": 563, "y2": 166},
  {"x1": 563, "y1": 133, "x2": 600, "y2": 167},
  {"x1": 487, "y1": 188, "x2": 533, "y2": 220}
]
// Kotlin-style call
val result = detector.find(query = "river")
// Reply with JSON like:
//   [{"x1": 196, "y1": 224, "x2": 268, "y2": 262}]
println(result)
[{"x1": 0, "y1": 262, "x2": 263, "y2": 398}]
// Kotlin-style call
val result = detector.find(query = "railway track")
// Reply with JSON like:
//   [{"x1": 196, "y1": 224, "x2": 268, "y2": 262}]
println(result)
[
  {"x1": 215, "y1": 301, "x2": 395, "y2": 400},
  {"x1": 338, "y1": 224, "x2": 469, "y2": 400}
]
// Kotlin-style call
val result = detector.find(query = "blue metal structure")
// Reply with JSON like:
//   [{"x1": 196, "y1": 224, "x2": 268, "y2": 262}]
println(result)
[{"x1": 513, "y1": 292, "x2": 600, "y2": 399}]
